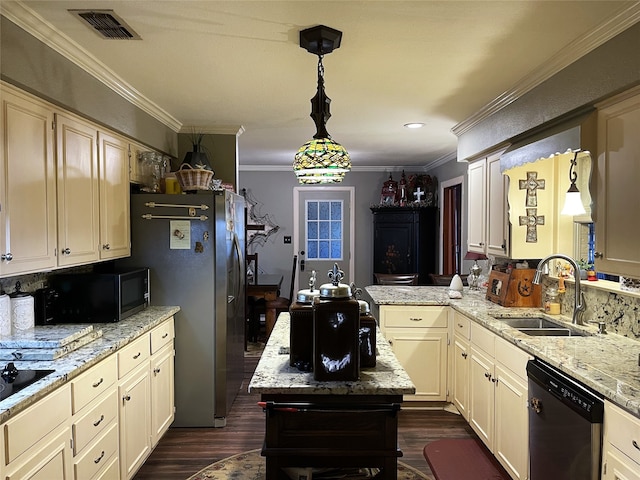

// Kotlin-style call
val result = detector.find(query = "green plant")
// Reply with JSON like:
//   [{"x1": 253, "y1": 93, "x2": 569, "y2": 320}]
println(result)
[{"x1": 577, "y1": 259, "x2": 594, "y2": 270}]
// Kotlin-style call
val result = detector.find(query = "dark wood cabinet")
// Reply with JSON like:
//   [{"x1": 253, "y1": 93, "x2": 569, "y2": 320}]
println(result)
[{"x1": 371, "y1": 206, "x2": 438, "y2": 285}]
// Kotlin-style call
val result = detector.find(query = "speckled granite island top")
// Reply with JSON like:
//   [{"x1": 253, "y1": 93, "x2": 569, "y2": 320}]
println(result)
[
  {"x1": 248, "y1": 313, "x2": 415, "y2": 395},
  {"x1": 0, "y1": 305, "x2": 180, "y2": 423},
  {"x1": 366, "y1": 285, "x2": 640, "y2": 417}
]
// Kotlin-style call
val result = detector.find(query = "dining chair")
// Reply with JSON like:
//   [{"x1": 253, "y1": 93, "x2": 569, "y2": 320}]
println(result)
[
  {"x1": 251, "y1": 255, "x2": 298, "y2": 339},
  {"x1": 374, "y1": 273, "x2": 419, "y2": 285},
  {"x1": 428, "y1": 273, "x2": 469, "y2": 286}
]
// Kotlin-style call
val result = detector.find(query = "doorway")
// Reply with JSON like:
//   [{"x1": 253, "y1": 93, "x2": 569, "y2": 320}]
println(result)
[
  {"x1": 440, "y1": 177, "x2": 463, "y2": 275},
  {"x1": 293, "y1": 186, "x2": 355, "y2": 292}
]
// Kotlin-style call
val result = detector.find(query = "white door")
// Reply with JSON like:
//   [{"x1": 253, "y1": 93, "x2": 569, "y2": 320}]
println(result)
[{"x1": 293, "y1": 186, "x2": 355, "y2": 292}]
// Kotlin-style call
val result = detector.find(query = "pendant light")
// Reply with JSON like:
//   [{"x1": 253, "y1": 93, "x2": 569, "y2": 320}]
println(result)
[
  {"x1": 561, "y1": 151, "x2": 586, "y2": 216},
  {"x1": 293, "y1": 25, "x2": 351, "y2": 184}
]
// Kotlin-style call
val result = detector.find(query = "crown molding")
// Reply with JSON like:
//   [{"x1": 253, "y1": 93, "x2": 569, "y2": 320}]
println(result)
[
  {"x1": 179, "y1": 125, "x2": 245, "y2": 136},
  {"x1": 452, "y1": 3, "x2": 640, "y2": 137},
  {"x1": 1, "y1": 1, "x2": 183, "y2": 132}
]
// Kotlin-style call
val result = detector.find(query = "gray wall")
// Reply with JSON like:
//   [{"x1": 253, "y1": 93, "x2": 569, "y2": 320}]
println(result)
[
  {"x1": 1, "y1": 16, "x2": 177, "y2": 156},
  {"x1": 457, "y1": 22, "x2": 640, "y2": 161}
]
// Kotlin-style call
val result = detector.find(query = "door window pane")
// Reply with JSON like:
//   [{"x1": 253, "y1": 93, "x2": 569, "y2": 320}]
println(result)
[{"x1": 306, "y1": 199, "x2": 343, "y2": 260}]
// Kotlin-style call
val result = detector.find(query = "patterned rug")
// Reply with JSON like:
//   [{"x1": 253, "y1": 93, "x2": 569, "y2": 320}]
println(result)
[{"x1": 187, "y1": 449, "x2": 429, "y2": 479}]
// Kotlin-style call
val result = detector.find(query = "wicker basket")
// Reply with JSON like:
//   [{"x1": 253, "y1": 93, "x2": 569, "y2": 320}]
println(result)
[{"x1": 175, "y1": 163, "x2": 214, "y2": 191}]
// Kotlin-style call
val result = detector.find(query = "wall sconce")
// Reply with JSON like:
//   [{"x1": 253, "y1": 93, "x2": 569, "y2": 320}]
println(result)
[
  {"x1": 464, "y1": 251, "x2": 488, "y2": 290},
  {"x1": 561, "y1": 151, "x2": 586, "y2": 216}
]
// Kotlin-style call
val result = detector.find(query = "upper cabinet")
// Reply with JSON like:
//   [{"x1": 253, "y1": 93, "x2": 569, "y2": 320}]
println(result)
[
  {"x1": 0, "y1": 85, "x2": 58, "y2": 276},
  {"x1": 595, "y1": 88, "x2": 640, "y2": 278},
  {"x1": 467, "y1": 152, "x2": 509, "y2": 257},
  {"x1": 1, "y1": 83, "x2": 131, "y2": 278}
]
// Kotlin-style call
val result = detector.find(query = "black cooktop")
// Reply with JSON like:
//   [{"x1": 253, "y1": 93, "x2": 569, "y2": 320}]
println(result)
[{"x1": 0, "y1": 363, "x2": 54, "y2": 402}]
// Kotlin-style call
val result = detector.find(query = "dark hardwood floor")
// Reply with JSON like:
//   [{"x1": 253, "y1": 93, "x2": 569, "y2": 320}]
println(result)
[{"x1": 134, "y1": 347, "x2": 489, "y2": 479}]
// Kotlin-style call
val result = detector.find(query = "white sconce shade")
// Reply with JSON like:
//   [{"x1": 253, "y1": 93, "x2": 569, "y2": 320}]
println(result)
[{"x1": 561, "y1": 187, "x2": 586, "y2": 216}]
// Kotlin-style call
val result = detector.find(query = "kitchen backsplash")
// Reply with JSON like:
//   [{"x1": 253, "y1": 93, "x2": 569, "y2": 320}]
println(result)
[{"x1": 0, "y1": 266, "x2": 92, "y2": 296}]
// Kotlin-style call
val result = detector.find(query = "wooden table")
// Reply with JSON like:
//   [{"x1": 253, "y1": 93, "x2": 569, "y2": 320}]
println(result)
[
  {"x1": 247, "y1": 274, "x2": 283, "y2": 338},
  {"x1": 249, "y1": 314, "x2": 416, "y2": 479}
]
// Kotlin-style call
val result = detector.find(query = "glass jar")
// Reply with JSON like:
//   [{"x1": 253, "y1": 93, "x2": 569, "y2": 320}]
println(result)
[{"x1": 544, "y1": 287, "x2": 561, "y2": 315}]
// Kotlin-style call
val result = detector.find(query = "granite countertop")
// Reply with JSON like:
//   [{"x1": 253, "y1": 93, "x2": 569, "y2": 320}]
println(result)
[
  {"x1": 0, "y1": 305, "x2": 180, "y2": 423},
  {"x1": 248, "y1": 313, "x2": 415, "y2": 396},
  {"x1": 365, "y1": 285, "x2": 640, "y2": 417}
]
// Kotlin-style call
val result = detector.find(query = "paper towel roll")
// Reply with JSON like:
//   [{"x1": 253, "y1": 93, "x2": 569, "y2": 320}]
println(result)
[{"x1": 0, "y1": 293, "x2": 10, "y2": 336}]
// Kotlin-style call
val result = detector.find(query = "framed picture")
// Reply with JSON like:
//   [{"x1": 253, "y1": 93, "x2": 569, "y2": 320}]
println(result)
[{"x1": 380, "y1": 193, "x2": 396, "y2": 206}]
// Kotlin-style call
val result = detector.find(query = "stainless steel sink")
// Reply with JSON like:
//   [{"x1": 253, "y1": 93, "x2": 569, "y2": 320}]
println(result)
[{"x1": 492, "y1": 316, "x2": 590, "y2": 337}]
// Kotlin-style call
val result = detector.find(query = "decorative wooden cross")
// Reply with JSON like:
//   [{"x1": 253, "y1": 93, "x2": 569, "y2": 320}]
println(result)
[
  {"x1": 519, "y1": 208, "x2": 545, "y2": 242},
  {"x1": 413, "y1": 187, "x2": 424, "y2": 202},
  {"x1": 519, "y1": 172, "x2": 545, "y2": 207}
]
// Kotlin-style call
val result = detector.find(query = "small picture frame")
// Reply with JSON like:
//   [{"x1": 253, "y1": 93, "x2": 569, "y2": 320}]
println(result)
[{"x1": 380, "y1": 193, "x2": 396, "y2": 206}]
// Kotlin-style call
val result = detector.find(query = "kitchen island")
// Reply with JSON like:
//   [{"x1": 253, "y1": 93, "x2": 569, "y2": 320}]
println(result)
[{"x1": 249, "y1": 313, "x2": 415, "y2": 480}]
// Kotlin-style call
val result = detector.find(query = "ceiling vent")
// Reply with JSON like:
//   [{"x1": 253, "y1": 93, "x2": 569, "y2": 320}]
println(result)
[{"x1": 69, "y1": 9, "x2": 141, "y2": 40}]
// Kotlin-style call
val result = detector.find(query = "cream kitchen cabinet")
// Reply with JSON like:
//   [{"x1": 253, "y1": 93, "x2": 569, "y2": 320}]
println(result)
[
  {"x1": 55, "y1": 111, "x2": 101, "y2": 267},
  {"x1": 2, "y1": 385, "x2": 72, "y2": 479},
  {"x1": 602, "y1": 400, "x2": 640, "y2": 479},
  {"x1": 379, "y1": 306, "x2": 448, "y2": 401},
  {"x1": 98, "y1": 131, "x2": 131, "y2": 259},
  {"x1": 150, "y1": 319, "x2": 175, "y2": 446},
  {"x1": 595, "y1": 87, "x2": 640, "y2": 278},
  {"x1": 128, "y1": 142, "x2": 146, "y2": 185},
  {"x1": 467, "y1": 152, "x2": 509, "y2": 257},
  {"x1": 468, "y1": 322, "x2": 530, "y2": 480},
  {"x1": 0, "y1": 84, "x2": 57, "y2": 277},
  {"x1": 451, "y1": 311, "x2": 471, "y2": 420}
]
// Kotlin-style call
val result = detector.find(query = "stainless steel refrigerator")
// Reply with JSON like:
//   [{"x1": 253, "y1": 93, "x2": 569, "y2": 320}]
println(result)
[{"x1": 119, "y1": 190, "x2": 245, "y2": 427}]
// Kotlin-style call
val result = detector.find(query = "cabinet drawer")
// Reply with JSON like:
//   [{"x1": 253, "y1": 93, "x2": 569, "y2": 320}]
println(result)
[
  {"x1": 606, "y1": 401, "x2": 640, "y2": 466},
  {"x1": 150, "y1": 317, "x2": 174, "y2": 354},
  {"x1": 73, "y1": 423, "x2": 118, "y2": 480},
  {"x1": 72, "y1": 388, "x2": 117, "y2": 455},
  {"x1": 495, "y1": 336, "x2": 530, "y2": 380},
  {"x1": 4, "y1": 384, "x2": 71, "y2": 464},
  {"x1": 453, "y1": 312, "x2": 471, "y2": 340},
  {"x1": 118, "y1": 334, "x2": 150, "y2": 379},
  {"x1": 471, "y1": 322, "x2": 495, "y2": 356},
  {"x1": 71, "y1": 355, "x2": 117, "y2": 414},
  {"x1": 381, "y1": 306, "x2": 447, "y2": 328}
]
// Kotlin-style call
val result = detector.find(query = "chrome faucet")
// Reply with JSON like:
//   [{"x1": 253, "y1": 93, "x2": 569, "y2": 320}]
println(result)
[{"x1": 533, "y1": 254, "x2": 586, "y2": 325}]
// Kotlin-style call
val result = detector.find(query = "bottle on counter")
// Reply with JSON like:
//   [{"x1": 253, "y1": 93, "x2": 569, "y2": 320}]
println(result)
[
  {"x1": 313, "y1": 264, "x2": 360, "y2": 381},
  {"x1": 289, "y1": 270, "x2": 318, "y2": 372},
  {"x1": 544, "y1": 287, "x2": 561, "y2": 315},
  {"x1": 351, "y1": 283, "x2": 376, "y2": 369}
]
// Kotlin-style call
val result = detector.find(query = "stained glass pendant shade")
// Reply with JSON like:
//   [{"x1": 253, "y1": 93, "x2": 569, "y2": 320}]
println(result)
[{"x1": 293, "y1": 25, "x2": 351, "y2": 184}]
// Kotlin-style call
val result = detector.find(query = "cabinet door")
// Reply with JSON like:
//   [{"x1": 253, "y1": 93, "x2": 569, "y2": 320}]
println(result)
[
  {"x1": 603, "y1": 447, "x2": 640, "y2": 480},
  {"x1": 56, "y1": 112, "x2": 100, "y2": 266},
  {"x1": 386, "y1": 329, "x2": 448, "y2": 401},
  {"x1": 4, "y1": 426, "x2": 72, "y2": 480},
  {"x1": 494, "y1": 363, "x2": 529, "y2": 480},
  {"x1": 469, "y1": 345, "x2": 495, "y2": 448},
  {"x1": 0, "y1": 86, "x2": 57, "y2": 276},
  {"x1": 596, "y1": 90, "x2": 640, "y2": 278},
  {"x1": 467, "y1": 159, "x2": 486, "y2": 253},
  {"x1": 150, "y1": 344, "x2": 175, "y2": 446},
  {"x1": 98, "y1": 131, "x2": 130, "y2": 259},
  {"x1": 119, "y1": 364, "x2": 151, "y2": 480},
  {"x1": 452, "y1": 334, "x2": 470, "y2": 420},
  {"x1": 486, "y1": 154, "x2": 509, "y2": 257},
  {"x1": 373, "y1": 213, "x2": 416, "y2": 275}
]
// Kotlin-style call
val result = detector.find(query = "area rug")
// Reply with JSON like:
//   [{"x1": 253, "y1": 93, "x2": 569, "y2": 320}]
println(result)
[{"x1": 187, "y1": 449, "x2": 429, "y2": 479}]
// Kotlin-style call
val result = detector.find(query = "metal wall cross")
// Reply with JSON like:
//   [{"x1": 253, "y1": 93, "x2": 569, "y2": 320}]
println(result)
[
  {"x1": 519, "y1": 172, "x2": 545, "y2": 207},
  {"x1": 519, "y1": 208, "x2": 545, "y2": 243}
]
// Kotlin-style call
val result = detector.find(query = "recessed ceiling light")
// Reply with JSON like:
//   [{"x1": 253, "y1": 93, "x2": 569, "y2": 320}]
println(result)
[{"x1": 404, "y1": 123, "x2": 425, "y2": 129}]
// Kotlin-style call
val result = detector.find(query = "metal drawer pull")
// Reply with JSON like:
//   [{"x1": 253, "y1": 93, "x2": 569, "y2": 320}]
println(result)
[
  {"x1": 457, "y1": 323, "x2": 464, "y2": 328},
  {"x1": 154, "y1": 367, "x2": 161, "y2": 375},
  {"x1": 409, "y1": 317, "x2": 423, "y2": 322},
  {"x1": 123, "y1": 394, "x2": 131, "y2": 402},
  {"x1": 133, "y1": 352, "x2": 141, "y2": 359},
  {"x1": 93, "y1": 414, "x2": 104, "y2": 427},
  {"x1": 633, "y1": 440, "x2": 640, "y2": 451},
  {"x1": 162, "y1": 333, "x2": 169, "y2": 339},
  {"x1": 461, "y1": 352, "x2": 467, "y2": 359},
  {"x1": 1, "y1": 253, "x2": 12, "y2": 261},
  {"x1": 94, "y1": 450, "x2": 105, "y2": 464},
  {"x1": 484, "y1": 372, "x2": 491, "y2": 380},
  {"x1": 92, "y1": 378, "x2": 104, "y2": 388}
]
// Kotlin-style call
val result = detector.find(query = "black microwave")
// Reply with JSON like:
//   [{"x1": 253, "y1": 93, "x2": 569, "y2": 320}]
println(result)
[{"x1": 45, "y1": 268, "x2": 150, "y2": 323}]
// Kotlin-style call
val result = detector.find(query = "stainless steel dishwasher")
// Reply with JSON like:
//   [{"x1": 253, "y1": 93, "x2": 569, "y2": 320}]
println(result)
[{"x1": 527, "y1": 358, "x2": 604, "y2": 480}]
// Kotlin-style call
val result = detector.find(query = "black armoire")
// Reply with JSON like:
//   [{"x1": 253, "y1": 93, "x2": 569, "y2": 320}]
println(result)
[{"x1": 371, "y1": 206, "x2": 438, "y2": 285}]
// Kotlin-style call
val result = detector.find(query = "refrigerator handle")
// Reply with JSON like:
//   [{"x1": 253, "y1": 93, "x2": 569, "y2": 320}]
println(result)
[{"x1": 232, "y1": 233, "x2": 244, "y2": 300}]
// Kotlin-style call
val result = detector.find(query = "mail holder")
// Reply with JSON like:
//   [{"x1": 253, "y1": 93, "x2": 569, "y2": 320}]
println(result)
[{"x1": 486, "y1": 268, "x2": 542, "y2": 307}]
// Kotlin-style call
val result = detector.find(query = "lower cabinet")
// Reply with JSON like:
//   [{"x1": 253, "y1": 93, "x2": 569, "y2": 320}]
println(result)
[
  {"x1": 379, "y1": 306, "x2": 448, "y2": 401},
  {"x1": 451, "y1": 311, "x2": 471, "y2": 420},
  {"x1": 602, "y1": 400, "x2": 640, "y2": 479},
  {"x1": 0, "y1": 316, "x2": 175, "y2": 480},
  {"x1": 468, "y1": 321, "x2": 530, "y2": 480}
]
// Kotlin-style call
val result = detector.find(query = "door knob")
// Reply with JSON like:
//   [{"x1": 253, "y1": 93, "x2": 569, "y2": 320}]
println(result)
[{"x1": 1, "y1": 253, "x2": 12, "y2": 261}]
